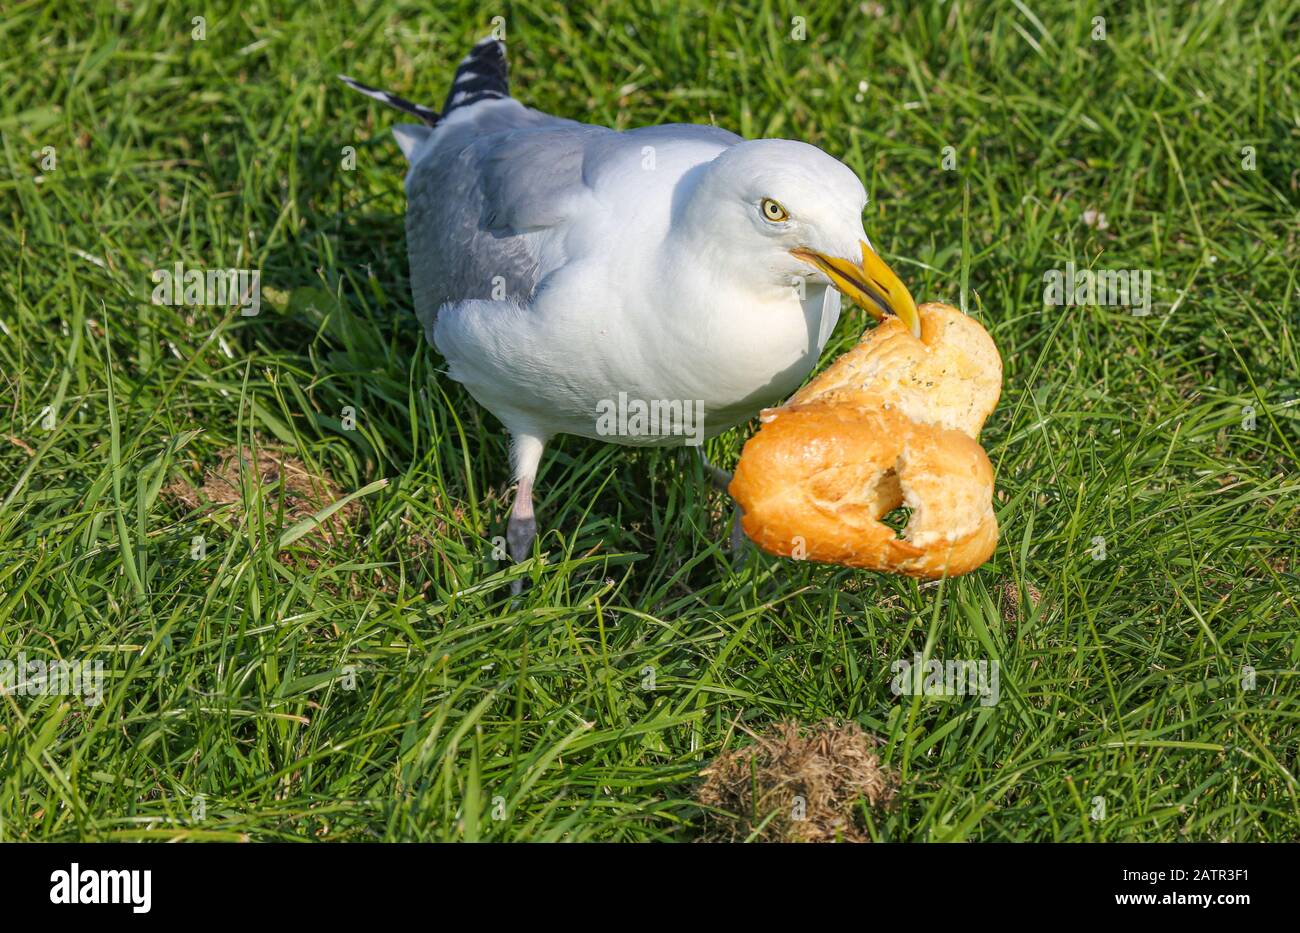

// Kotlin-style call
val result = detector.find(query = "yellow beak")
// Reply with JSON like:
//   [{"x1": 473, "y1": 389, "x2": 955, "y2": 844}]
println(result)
[{"x1": 791, "y1": 240, "x2": 920, "y2": 338}]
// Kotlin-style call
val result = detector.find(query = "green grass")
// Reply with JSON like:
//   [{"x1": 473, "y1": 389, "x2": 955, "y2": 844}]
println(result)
[{"x1": 2, "y1": 0, "x2": 1298, "y2": 842}]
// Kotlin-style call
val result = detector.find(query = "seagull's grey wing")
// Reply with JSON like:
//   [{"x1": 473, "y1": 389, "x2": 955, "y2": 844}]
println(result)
[
  {"x1": 616, "y1": 123, "x2": 743, "y2": 149},
  {"x1": 405, "y1": 105, "x2": 610, "y2": 319}
]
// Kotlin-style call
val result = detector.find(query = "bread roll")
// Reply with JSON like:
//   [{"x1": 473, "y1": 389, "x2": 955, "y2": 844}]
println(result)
[{"x1": 728, "y1": 303, "x2": 1002, "y2": 578}]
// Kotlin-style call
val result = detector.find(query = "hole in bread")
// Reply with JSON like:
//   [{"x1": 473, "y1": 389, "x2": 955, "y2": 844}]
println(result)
[
  {"x1": 879, "y1": 505, "x2": 913, "y2": 539},
  {"x1": 807, "y1": 463, "x2": 902, "y2": 524}
]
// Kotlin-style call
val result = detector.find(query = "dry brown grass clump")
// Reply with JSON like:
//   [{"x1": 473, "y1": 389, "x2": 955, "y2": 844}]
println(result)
[
  {"x1": 999, "y1": 579, "x2": 1043, "y2": 627},
  {"x1": 164, "y1": 445, "x2": 359, "y2": 550},
  {"x1": 697, "y1": 719, "x2": 896, "y2": 843}
]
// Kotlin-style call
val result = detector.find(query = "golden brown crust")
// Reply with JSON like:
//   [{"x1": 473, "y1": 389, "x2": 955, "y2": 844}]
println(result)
[{"x1": 729, "y1": 303, "x2": 1002, "y2": 579}]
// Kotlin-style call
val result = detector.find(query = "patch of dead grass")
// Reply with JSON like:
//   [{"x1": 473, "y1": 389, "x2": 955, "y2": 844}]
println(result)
[
  {"x1": 999, "y1": 579, "x2": 1043, "y2": 627},
  {"x1": 163, "y1": 445, "x2": 359, "y2": 552},
  {"x1": 697, "y1": 719, "x2": 896, "y2": 842}
]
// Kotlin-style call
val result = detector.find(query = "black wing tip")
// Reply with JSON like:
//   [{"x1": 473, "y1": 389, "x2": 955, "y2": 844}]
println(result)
[
  {"x1": 443, "y1": 35, "x2": 510, "y2": 115},
  {"x1": 339, "y1": 74, "x2": 440, "y2": 126},
  {"x1": 467, "y1": 35, "x2": 506, "y2": 59}
]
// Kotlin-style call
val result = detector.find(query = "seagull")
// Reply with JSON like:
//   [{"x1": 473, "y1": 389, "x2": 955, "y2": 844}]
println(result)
[{"x1": 341, "y1": 36, "x2": 920, "y2": 586}]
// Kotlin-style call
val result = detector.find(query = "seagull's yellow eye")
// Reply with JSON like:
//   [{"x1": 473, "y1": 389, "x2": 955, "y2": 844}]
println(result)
[{"x1": 760, "y1": 198, "x2": 789, "y2": 223}]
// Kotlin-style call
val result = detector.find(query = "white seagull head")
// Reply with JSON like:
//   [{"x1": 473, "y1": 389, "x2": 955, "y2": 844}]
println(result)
[{"x1": 680, "y1": 138, "x2": 920, "y2": 335}]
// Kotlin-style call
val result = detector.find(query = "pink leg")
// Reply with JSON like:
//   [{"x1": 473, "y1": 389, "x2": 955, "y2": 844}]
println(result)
[{"x1": 507, "y1": 433, "x2": 545, "y2": 593}]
